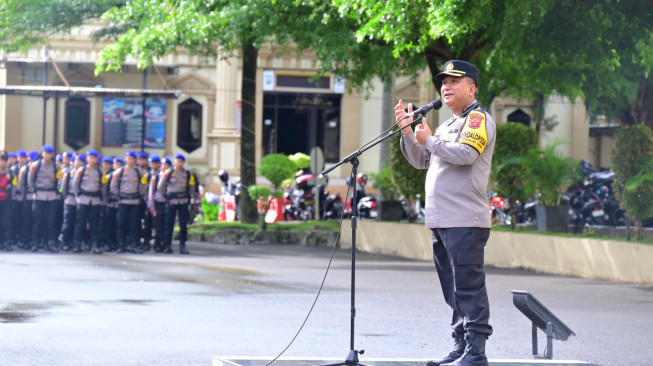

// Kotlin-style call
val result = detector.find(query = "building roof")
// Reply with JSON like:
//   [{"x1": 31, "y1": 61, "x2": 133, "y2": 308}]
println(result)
[{"x1": 0, "y1": 85, "x2": 180, "y2": 99}]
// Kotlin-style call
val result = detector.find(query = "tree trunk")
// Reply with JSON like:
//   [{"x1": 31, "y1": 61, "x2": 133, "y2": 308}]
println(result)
[{"x1": 239, "y1": 42, "x2": 258, "y2": 224}]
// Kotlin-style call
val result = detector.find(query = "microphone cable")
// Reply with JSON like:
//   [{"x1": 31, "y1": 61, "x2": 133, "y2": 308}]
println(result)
[{"x1": 265, "y1": 172, "x2": 354, "y2": 366}]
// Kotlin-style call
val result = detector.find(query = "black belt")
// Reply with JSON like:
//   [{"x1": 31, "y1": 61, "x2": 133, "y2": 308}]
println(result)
[
  {"x1": 80, "y1": 189, "x2": 101, "y2": 197},
  {"x1": 166, "y1": 192, "x2": 189, "y2": 199},
  {"x1": 119, "y1": 193, "x2": 140, "y2": 200}
]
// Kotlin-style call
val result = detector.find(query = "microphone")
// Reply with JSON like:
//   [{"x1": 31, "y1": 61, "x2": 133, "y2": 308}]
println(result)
[{"x1": 407, "y1": 99, "x2": 443, "y2": 117}]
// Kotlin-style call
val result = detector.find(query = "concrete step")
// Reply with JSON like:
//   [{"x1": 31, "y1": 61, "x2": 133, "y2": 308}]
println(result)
[{"x1": 213, "y1": 356, "x2": 599, "y2": 366}]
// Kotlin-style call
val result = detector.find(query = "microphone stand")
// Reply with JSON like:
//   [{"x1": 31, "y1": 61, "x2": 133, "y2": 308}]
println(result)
[{"x1": 319, "y1": 113, "x2": 425, "y2": 366}]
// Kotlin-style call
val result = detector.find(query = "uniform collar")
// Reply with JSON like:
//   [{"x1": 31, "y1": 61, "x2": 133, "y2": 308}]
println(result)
[{"x1": 454, "y1": 100, "x2": 481, "y2": 119}]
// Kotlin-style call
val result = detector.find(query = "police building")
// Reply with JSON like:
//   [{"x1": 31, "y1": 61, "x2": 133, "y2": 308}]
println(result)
[{"x1": 0, "y1": 24, "x2": 608, "y2": 192}]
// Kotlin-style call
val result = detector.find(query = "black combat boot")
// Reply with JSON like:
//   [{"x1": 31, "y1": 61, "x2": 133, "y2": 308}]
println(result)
[
  {"x1": 48, "y1": 241, "x2": 59, "y2": 253},
  {"x1": 72, "y1": 241, "x2": 82, "y2": 253},
  {"x1": 5, "y1": 242, "x2": 14, "y2": 251},
  {"x1": 30, "y1": 242, "x2": 38, "y2": 252},
  {"x1": 179, "y1": 242, "x2": 189, "y2": 255},
  {"x1": 162, "y1": 243, "x2": 173, "y2": 254},
  {"x1": 131, "y1": 243, "x2": 143, "y2": 254},
  {"x1": 442, "y1": 331, "x2": 488, "y2": 366},
  {"x1": 426, "y1": 331, "x2": 466, "y2": 366},
  {"x1": 91, "y1": 242, "x2": 102, "y2": 254},
  {"x1": 153, "y1": 244, "x2": 162, "y2": 253}
]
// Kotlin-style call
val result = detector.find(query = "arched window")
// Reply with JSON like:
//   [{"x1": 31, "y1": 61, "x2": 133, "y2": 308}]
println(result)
[
  {"x1": 507, "y1": 108, "x2": 532, "y2": 126},
  {"x1": 177, "y1": 98, "x2": 203, "y2": 153},
  {"x1": 64, "y1": 97, "x2": 90, "y2": 150}
]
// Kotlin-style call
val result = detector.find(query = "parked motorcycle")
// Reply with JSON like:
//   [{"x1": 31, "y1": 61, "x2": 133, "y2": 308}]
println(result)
[
  {"x1": 284, "y1": 173, "x2": 316, "y2": 221},
  {"x1": 343, "y1": 173, "x2": 378, "y2": 219}
]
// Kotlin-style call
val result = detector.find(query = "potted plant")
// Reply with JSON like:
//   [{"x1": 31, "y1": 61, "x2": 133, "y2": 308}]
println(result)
[
  {"x1": 370, "y1": 163, "x2": 403, "y2": 221},
  {"x1": 250, "y1": 153, "x2": 297, "y2": 230},
  {"x1": 519, "y1": 142, "x2": 579, "y2": 232}
]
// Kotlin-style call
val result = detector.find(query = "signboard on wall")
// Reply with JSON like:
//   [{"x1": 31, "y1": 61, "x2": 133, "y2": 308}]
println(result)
[{"x1": 102, "y1": 98, "x2": 167, "y2": 148}]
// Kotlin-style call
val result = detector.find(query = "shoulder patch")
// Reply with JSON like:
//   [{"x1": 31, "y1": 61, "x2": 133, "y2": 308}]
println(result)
[
  {"x1": 189, "y1": 174, "x2": 196, "y2": 186},
  {"x1": 12, "y1": 175, "x2": 18, "y2": 186},
  {"x1": 460, "y1": 111, "x2": 488, "y2": 154},
  {"x1": 30, "y1": 163, "x2": 37, "y2": 172},
  {"x1": 141, "y1": 174, "x2": 148, "y2": 185},
  {"x1": 101, "y1": 174, "x2": 108, "y2": 184},
  {"x1": 76, "y1": 169, "x2": 83, "y2": 176},
  {"x1": 56, "y1": 169, "x2": 62, "y2": 180}
]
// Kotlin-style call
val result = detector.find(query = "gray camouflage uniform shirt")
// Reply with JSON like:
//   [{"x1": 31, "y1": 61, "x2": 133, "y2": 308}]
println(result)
[
  {"x1": 157, "y1": 168, "x2": 198, "y2": 205},
  {"x1": 28, "y1": 160, "x2": 60, "y2": 201},
  {"x1": 73, "y1": 165, "x2": 104, "y2": 206},
  {"x1": 109, "y1": 166, "x2": 147, "y2": 205}
]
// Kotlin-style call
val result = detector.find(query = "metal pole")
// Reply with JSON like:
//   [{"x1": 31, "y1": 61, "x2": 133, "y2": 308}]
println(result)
[
  {"x1": 141, "y1": 68, "x2": 148, "y2": 152},
  {"x1": 42, "y1": 47, "x2": 49, "y2": 146}
]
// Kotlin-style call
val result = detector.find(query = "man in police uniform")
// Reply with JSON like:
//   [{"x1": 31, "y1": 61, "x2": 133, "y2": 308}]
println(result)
[
  {"x1": 60, "y1": 153, "x2": 83, "y2": 251},
  {"x1": 145, "y1": 154, "x2": 163, "y2": 252},
  {"x1": 396, "y1": 60, "x2": 495, "y2": 366},
  {"x1": 0, "y1": 152, "x2": 11, "y2": 250},
  {"x1": 6, "y1": 150, "x2": 28, "y2": 250},
  {"x1": 72, "y1": 149, "x2": 105, "y2": 254},
  {"x1": 158, "y1": 154, "x2": 198, "y2": 254},
  {"x1": 28, "y1": 145, "x2": 62, "y2": 253},
  {"x1": 110, "y1": 151, "x2": 148, "y2": 253}
]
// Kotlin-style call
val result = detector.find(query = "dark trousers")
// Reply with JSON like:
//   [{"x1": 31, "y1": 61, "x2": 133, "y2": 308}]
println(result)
[
  {"x1": 164, "y1": 203, "x2": 189, "y2": 248},
  {"x1": 21, "y1": 199, "x2": 33, "y2": 245},
  {"x1": 0, "y1": 200, "x2": 9, "y2": 244},
  {"x1": 9, "y1": 199, "x2": 23, "y2": 244},
  {"x1": 153, "y1": 201, "x2": 166, "y2": 248},
  {"x1": 117, "y1": 203, "x2": 140, "y2": 249},
  {"x1": 32, "y1": 200, "x2": 59, "y2": 245},
  {"x1": 61, "y1": 204, "x2": 77, "y2": 245},
  {"x1": 431, "y1": 227, "x2": 493, "y2": 336},
  {"x1": 74, "y1": 203, "x2": 101, "y2": 244},
  {"x1": 102, "y1": 206, "x2": 117, "y2": 246}
]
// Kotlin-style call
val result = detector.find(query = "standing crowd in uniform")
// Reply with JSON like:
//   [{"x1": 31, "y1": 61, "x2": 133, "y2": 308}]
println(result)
[{"x1": 0, "y1": 146, "x2": 199, "y2": 255}]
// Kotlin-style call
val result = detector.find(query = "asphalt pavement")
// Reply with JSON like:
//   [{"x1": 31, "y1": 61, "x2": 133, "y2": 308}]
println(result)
[{"x1": 0, "y1": 241, "x2": 651, "y2": 366}]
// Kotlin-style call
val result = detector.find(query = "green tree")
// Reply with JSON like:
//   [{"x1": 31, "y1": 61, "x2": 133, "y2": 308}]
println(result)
[
  {"x1": 335, "y1": 0, "x2": 653, "y2": 127},
  {"x1": 612, "y1": 125, "x2": 653, "y2": 239},
  {"x1": 492, "y1": 122, "x2": 538, "y2": 229},
  {"x1": 0, "y1": 0, "x2": 119, "y2": 52},
  {"x1": 389, "y1": 129, "x2": 426, "y2": 221}
]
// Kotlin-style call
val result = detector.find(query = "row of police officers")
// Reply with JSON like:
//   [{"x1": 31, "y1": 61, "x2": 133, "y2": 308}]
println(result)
[{"x1": 0, "y1": 145, "x2": 199, "y2": 255}]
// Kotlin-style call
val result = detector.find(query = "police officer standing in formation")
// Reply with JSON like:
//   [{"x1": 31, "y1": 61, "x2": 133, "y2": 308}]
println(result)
[
  {"x1": 28, "y1": 145, "x2": 62, "y2": 253},
  {"x1": 110, "y1": 150, "x2": 148, "y2": 254},
  {"x1": 148, "y1": 156, "x2": 171, "y2": 252},
  {"x1": 60, "y1": 154, "x2": 83, "y2": 251},
  {"x1": 72, "y1": 149, "x2": 105, "y2": 254},
  {"x1": 0, "y1": 152, "x2": 11, "y2": 250},
  {"x1": 396, "y1": 60, "x2": 496, "y2": 366},
  {"x1": 6, "y1": 150, "x2": 28, "y2": 250},
  {"x1": 158, "y1": 153, "x2": 198, "y2": 255}
]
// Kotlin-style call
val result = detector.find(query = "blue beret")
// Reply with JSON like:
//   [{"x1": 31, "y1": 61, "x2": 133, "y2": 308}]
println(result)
[
  {"x1": 63, "y1": 151, "x2": 74, "y2": 158},
  {"x1": 28, "y1": 151, "x2": 40, "y2": 161},
  {"x1": 76, "y1": 154, "x2": 86, "y2": 163},
  {"x1": 174, "y1": 153, "x2": 185, "y2": 161},
  {"x1": 148, "y1": 154, "x2": 160, "y2": 163},
  {"x1": 125, "y1": 150, "x2": 136, "y2": 158},
  {"x1": 162, "y1": 157, "x2": 172, "y2": 165},
  {"x1": 16, "y1": 149, "x2": 27, "y2": 158},
  {"x1": 56, "y1": 154, "x2": 63, "y2": 161},
  {"x1": 86, "y1": 149, "x2": 99, "y2": 157},
  {"x1": 8, "y1": 152, "x2": 17, "y2": 158},
  {"x1": 42, "y1": 144, "x2": 55, "y2": 153},
  {"x1": 136, "y1": 152, "x2": 148, "y2": 159},
  {"x1": 70, "y1": 155, "x2": 76, "y2": 162},
  {"x1": 102, "y1": 156, "x2": 113, "y2": 163},
  {"x1": 114, "y1": 157, "x2": 125, "y2": 164}
]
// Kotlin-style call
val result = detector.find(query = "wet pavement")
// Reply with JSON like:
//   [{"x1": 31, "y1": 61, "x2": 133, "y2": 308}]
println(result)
[{"x1": 0, "y1": 242, "x2": 651, "y2": 366}]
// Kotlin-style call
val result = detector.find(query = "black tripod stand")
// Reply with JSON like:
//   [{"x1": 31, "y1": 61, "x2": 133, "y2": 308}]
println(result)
[{"x1": 319, "y1": 111, "x2": 427, "y2": 366}]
